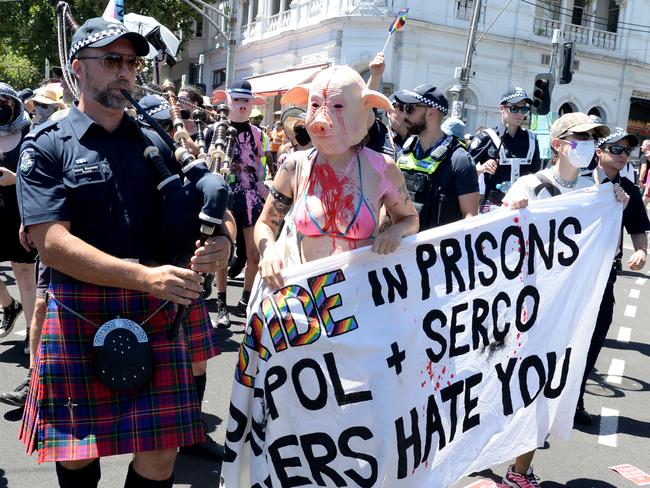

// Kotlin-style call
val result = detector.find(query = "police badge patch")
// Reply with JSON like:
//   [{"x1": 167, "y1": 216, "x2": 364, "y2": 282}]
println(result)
[{"x1": 19, "y1": 149, "x2": 35, "y2": 175}]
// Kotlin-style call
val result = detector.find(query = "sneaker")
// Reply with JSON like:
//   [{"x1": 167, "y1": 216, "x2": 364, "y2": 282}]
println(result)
[
  {"x1": 574, "y1": 406, "x2": 593, "y2": 426},
  {"x1": 0, "y1": 375, "x2": 30, "y2": 407},
  {"x1": 503, "y1": 464, "x2": 541, "y2": 488},
  {"x1": 215, "y1": 299, "x2": 231, "y2": 329},
  {"x1": 237, "y1": 299, "x2": 248, "y2": 317},
  {"x1": 0, "y1": 300, "x2": 22, "y2": 338}
]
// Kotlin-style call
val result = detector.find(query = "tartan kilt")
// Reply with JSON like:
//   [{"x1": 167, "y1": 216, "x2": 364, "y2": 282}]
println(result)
[
  {"x1": 19, "y1": 283, "x2": 205, "y2": 463},
  {"x1": 184, "y1": 298, "x2": 220, "y2": 363}
]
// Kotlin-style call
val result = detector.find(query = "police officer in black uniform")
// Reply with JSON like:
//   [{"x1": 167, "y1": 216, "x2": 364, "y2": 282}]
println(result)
[
  {"x1": 574, "y1": 128, "x2": 650, "y2": 425},
  {"x1": 394, "y1": 84, "x2": 479, "y2": 230},
  {"x1": 469, "y1": 87, "x2": 541, "y2": 205}
]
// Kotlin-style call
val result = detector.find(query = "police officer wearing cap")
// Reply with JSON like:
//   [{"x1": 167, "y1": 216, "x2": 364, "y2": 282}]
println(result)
[
  {"x1": 16, "y1": 17, "x2": 232, "y2": 487},
  {"x1": 574, "y1": 128, "x2": 650, "y2": 425},
  {"x1": 394, "y1": 84, "x2": 479, "y2": 230},
  {"x1": 469, "y1": 87, "x2": 541, "y2": 205}
]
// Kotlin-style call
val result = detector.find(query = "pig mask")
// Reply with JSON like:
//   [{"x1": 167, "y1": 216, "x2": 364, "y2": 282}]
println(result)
[
  {"x1": 211, "y1": 80, "x2": 265, "y2": 123},
  {"x1": 281, "y1": 66, "x2": 392, "y2": 156}
]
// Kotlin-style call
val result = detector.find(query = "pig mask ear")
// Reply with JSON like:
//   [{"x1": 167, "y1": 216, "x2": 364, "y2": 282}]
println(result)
[
  {"x1": 211, "y1": 90, "x2": 227, "y2": 105},
  {"x1": 362, "y1": 88, "x2": 393, "y2": 113},
  {"x1": 281, "y1": 85, "x2": 310, "y2": 106}
]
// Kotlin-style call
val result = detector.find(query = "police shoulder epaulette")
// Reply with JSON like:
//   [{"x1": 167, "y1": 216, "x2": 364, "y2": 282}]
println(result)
[
  {"x1": 402, "y1": 135, "x2": 419, "y2": 154},
  {"x1": 24, "y1": 118, "x2": 60, "y2": 141}
]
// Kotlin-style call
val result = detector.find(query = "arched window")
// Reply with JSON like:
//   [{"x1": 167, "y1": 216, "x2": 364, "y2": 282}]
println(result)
[
  {"x1": 587, "y1": 106, "x2": 607, "y2": 123},
  {"x1": 558, "y1": 102, "x2": 577, "y2": 116}
]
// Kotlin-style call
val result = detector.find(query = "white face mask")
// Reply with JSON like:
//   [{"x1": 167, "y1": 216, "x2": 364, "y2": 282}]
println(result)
[{"x1": 566, "y1": 139, "x2": 595, "y2": 168}]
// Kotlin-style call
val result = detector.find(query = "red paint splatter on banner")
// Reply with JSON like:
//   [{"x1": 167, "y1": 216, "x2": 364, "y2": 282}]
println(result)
[
  {"x1": 451, "y1": 374, "x2": 455, "y2": 379},
  {"x1": 447, "y1": 381, "x2": 451, "y2": 386},
  {"x1": 435, "y1": 382, "x2": 440, "y2": 390},
  {"x1": 513, "y1": 217, "x2": 519, "y2": 224},
  {"x1": 442, "y1": 366, "x2": 446, "y2": 374},
  {"x1": 516, "y1": 332, "x2": 520, "y2": 340}
]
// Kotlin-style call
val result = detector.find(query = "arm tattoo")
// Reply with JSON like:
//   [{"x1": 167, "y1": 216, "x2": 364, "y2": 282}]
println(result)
[
  {"x1": 397, "y1": 181, "x2": 410, "y2": 206},
  {"x1": 378, "y1": 213, "x2": 393, "y2": 232},
  {"x1": 268, "y1": 192, "x2": 292, "y2": 228}
]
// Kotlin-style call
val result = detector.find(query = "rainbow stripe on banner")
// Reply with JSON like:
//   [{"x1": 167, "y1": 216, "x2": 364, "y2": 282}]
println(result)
[{"x1": 388, "y1": 8, "x2": 409, "y2": 33}]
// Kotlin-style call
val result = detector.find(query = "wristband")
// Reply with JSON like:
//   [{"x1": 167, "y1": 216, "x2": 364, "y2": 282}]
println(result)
[{"x1": 270, "y1": 186, "x2": 293, "y2": 206}]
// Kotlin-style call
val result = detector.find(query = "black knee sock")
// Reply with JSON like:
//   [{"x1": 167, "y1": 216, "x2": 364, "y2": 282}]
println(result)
[
  {"x1": 55, "y1": 459, "x2": 101, "y2": 488},
  {"x1": 241, "y1": 290, "x2": 251, "y2": 304},
  {"x1": 124, "y1": 463, "x2": 174, "y2": 488},
  {"x1": 217, "y1": 291, "x2": 227, "y2": 303},
  {"x1": 194, "y1": 373, "x2": 207, "y2": 406}
]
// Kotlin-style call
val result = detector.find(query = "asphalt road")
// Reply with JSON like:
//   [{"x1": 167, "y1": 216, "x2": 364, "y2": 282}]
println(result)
[{"x1": 0, "y1": 241, "x2": 648, "y2": 488}]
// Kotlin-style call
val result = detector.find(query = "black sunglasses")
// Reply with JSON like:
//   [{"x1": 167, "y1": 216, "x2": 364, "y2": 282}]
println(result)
[
  {"x1": 393, "y1": 102, "x2": 429, "y2": 114},
  {"x1": 76, "y1": 53, "x2": 145, "y2": 73},
  {"x1": 604, "y1": 145, "x2": 632, "y2": 156},
  {"x1": 506, "y1": 105, "x2": 531, "y2": 114},
  {"x1": 560, "y1": 131, "x2": 597, "y2": 141}
]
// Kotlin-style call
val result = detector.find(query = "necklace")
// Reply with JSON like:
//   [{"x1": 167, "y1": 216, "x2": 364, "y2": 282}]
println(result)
[{"x1": 551, "y1": 168, "x2": 578, "y2": 188}]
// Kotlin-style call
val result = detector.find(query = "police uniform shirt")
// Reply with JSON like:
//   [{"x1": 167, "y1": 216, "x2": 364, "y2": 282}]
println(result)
[
  {"x1": 411, "y1": 137, "x2": 479, "y2": 200},
  {"x1": 17, "y1": 104, "x2": 172, "y2": 262},
  {"x1": 469, "y1": 123, "x2": 541, "y2": 194},
  {"x1": 598, "y1": 170, "x2": 650, "y2": 259}
]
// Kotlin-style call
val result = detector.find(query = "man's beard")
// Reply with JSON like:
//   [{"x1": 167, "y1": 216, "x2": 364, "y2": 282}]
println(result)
[
  {"x1": 95, "y1": 83, "x2": 131, "y2": 110},
  {"x1": 406, "y1": 118, "x2": 427, "y2": 136}
]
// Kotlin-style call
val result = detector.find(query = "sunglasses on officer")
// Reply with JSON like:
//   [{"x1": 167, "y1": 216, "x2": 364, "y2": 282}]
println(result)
[
  {"x1": 76, "y1": 53, "x2": 145, "y2": 74},
  {"x1": 392, "y1": 102, "x2": 429, "y2": 114},
  {"x1": 505, "y1": 105, "x2": 531, "y2": 114},
  {"x1": 603, "y1": 144, "x2": 632, "y2": 156}
]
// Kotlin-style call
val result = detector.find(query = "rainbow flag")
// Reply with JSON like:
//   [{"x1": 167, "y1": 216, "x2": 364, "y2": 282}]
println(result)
[{"x1": 388, "y1": 8, "x2": 409, "y2": 33}]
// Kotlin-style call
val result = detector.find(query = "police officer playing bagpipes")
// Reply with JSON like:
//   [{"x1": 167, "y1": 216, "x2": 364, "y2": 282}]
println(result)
[
  {"x1": 15, "y1": 18, "x2": 233, "y2": 488},
  {"x1": 469, "y1": 87, "x2": 542, "y2": 207},
  {"x1": 394, "y1": 85, "x2": 479, "y2": 230}
]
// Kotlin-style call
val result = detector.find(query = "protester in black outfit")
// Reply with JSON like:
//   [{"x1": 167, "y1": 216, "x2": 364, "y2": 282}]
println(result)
[
  {"x1": 575, "y1": 128, "x2": 650, "y2": 425},
  {"x1": 393, "y1": 84, "x2": 479, "y2": 230},
  {"x1": 469, "y1": 87, "x2": 541, "y2": 205},
  {"x1": 0, "y1": 83, "x2": 36, "y2": 344}
]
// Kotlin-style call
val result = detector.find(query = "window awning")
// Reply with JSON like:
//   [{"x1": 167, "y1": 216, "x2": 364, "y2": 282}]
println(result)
[{"x1": 245, "y1": 63, "x2": 329, "y2": 97}]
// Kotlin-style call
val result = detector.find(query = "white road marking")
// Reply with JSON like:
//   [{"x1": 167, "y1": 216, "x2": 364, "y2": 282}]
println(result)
[
  {"x1": 629, "y1": 288, "x2": 640, "y2": 299},
  {"x1": 598, "y1": 407, "x2": 619, "y2": 447},
  {"x1": 635, "y1": 277, "x2": 647, "y2": 286},
  {"x1": 606, "y1": 358, "x2": 626, "y2": 384},
  {"x1": 616, "y1": 327, "x2": 631, "y2": 343},
  {"x1": 624, "y1": 305, "x2": 637, "y2": 318},
  {"x1": 14, "y1": 329, "x2": 26, "y2": 337}
]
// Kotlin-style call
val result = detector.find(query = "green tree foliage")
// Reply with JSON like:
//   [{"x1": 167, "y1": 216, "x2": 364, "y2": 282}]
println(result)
[
  {"x1": 0, "y1": 0, "x2": 200, "y2": 84},
  {"x1": 0, "y1": 47, "x2": 43, "y2": 91}
]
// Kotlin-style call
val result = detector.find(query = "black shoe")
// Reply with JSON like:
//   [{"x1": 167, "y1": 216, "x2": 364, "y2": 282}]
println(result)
[
  {"x1": 574, "y1": 406, "x2": 593, "y2": 426},
  {"x1": 236, "y1": 299, "x2": 248, "y2": 317},
  {"x1": 23, "y1": 332, "x2": 29, "y2": 356},
  {"x1": 179, "y1": 433, "x2": 224, "y2": 462},
  {"x1": 215, "y1": 299, "x2": 230, "y2": 329},
  {"x1": 0, "y1": 300, "x2": 22, "y2": 338},
  {"x1": 0, "y1": 375, "x2": 30, "y2": 407}
]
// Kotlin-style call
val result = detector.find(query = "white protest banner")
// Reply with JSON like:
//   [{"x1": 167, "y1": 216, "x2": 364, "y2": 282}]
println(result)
[{"x1": 221, "y1": 186, "x2": 622, "y2": 488}]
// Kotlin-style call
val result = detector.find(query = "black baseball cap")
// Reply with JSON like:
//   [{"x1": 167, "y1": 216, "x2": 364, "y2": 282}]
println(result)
[
  {"x1": 69, "y1": 17, "x2": 150, "y2": 62},
  {"x1": 393, "y1": 84, "x2": 449, "y2": 115},
  {"x1": 500, "y1": 87, "x2": 532, "y2": 105}
]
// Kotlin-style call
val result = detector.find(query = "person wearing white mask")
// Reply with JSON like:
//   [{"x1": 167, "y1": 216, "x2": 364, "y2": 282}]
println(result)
[
  {"x1": 24, "y1": 86, "x2": 66, "y2": 127},
  {"x1": 497, "y1": 112, "x2": 629, "y2": 488}
]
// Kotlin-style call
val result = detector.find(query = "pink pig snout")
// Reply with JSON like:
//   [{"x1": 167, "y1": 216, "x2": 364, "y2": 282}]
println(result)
[{"x1": 309, "y1": 111, "x2": 334, "y2": 135}]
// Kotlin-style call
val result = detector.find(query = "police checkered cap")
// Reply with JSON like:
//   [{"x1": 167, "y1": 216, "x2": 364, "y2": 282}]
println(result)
[
  {"x1": 597, "y1": 126, "x2": 639, "y2": 148},
  {"x1": 499, "y1": 86, "x2": 532, "y2": 105},
  {"x1": 393, "y1": 84, "x2": 449, "y2": 115},
  {"x1": 69, "y1": 17, "x2": 149, "y2": 62},
  {"x1": 136, "y1": 95, "x2": 170, "y2": 122},
  {"x1": 227, "y1": 79, "x2": 254, "y2": 98}
]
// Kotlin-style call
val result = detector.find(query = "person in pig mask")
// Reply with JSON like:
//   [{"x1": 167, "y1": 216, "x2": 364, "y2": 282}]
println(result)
[
  {"x1": 211, "y1": 79, "x2": 267, "y2": 326},
  {"x1": 254, "y1": 65, "x2": 419, "y2": 289}
]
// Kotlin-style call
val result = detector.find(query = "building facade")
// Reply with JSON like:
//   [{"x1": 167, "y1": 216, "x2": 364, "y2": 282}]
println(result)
[{"x1": 170, "y1": 0, "x2": 650, "y2": 143}]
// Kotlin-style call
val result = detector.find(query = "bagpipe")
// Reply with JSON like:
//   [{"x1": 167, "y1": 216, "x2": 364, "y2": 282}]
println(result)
[
  {"x1": 53, "y1": 1, "x2": 230, "y2": 339},
  {"x1": 207, "y1": 103, "x2": 238, "y2": 179}
]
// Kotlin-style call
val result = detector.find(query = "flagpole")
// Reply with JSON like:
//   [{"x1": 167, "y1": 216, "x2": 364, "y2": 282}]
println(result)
[{"x1": 381, "y1": 31, "x2": 393, "y2": 54}]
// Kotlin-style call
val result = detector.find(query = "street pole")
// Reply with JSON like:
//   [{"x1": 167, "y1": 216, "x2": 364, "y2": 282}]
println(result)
[
  {"x1": 452, "y1": 0, "x2": 482, "y2": 120},
  {"x1": 178, "y1": 0, "x2": 236, "y2": 88}
]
